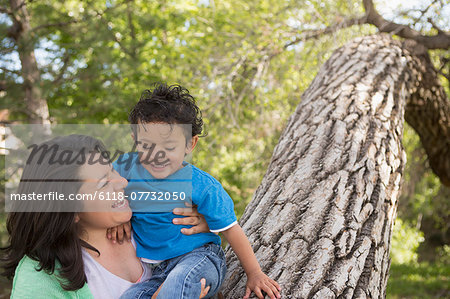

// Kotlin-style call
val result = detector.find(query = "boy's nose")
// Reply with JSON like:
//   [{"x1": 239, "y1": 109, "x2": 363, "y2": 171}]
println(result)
[{"x1": 139, "y1": 141, "x2": 165, "y2": 162}]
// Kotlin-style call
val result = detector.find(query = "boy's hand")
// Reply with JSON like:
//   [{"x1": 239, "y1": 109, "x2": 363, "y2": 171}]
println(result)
[
  {"x1": 221, "y1": 225, "x2": 281, "y2": 298},
  {"x1": 244, "y1": 270, "x2": 281, "y2": 299},
  {"x1": 106, "y1": 221, "x2": 132, "y2": 244}
]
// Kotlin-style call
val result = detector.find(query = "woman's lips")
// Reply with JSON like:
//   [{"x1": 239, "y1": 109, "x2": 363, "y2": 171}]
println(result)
[{"x1": 111, "y1": 198, "x2": 128, "y2": 209}]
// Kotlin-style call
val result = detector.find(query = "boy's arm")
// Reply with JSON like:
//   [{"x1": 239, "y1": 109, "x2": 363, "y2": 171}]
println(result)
[{"x1": 222, "y1": 224, "x2": 281, "y2": 299}]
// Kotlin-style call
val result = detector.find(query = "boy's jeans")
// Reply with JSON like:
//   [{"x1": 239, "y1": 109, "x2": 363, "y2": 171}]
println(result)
[{"x1": 120, "y1": 243, "x2": 227, "y2": 299}]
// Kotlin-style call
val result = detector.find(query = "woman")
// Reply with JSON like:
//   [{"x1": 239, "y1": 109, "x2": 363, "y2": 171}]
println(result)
[{"x1": 2, "y1": 135, "x2": 211, "y2": 298}]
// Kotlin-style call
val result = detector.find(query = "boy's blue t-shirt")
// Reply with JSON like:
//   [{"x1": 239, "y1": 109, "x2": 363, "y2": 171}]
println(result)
[{"x1": 113, "y1": 152, "x2": 237, "y2": 260}]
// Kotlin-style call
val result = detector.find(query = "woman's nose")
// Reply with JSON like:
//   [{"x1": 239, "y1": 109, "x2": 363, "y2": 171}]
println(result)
[{"x1": 111, "y1": 172, "x2": 128, "y2": 189}]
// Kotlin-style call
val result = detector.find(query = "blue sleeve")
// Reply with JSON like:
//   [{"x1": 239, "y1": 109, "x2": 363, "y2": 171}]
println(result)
[
  {"x1": 195, "y1": 183, "x2": 237, "y2": 232},
  {"x1": 112, "y1": 154, "x2": 129, "y2": 178},
  {"x1": 112, "y1": 159, "x2": 122, "y2": 175}
]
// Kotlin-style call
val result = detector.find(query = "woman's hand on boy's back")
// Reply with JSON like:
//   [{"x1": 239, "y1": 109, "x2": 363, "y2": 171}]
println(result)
[
  {"x1": 244, "y1": 270, "x2": 281, "y2": 299},
  {"x1": 172, "y1": 205, "x2": 211, "y2": 235}
]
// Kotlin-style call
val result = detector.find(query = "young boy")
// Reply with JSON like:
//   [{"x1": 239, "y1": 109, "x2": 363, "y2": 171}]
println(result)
[{"x1": 114, "y1": 83, "x2": 281, "y2": 299}]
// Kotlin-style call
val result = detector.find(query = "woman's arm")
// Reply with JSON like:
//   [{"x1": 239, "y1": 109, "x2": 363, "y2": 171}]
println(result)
[
  {"x1": 172, "y1": 206, "x2": 211, "y2": 235},
  {"x1": 11, "y1": 256, "x2": 93, "y2": 299}
]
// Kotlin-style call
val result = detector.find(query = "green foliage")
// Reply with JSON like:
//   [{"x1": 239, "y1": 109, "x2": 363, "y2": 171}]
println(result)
[
  {"x1": 0, "y1": 0, "x2": 449, "y2": 296},
  {"x1": 388, "y1": 119, "x2": 449, "y2": 298},
  {"x1": 436, "y1": 245, "x2": 450, "y2": 265},
  {"x1": 398, "y1": 124, "x2": 449, "y2": 262},
  {"x1": 386, "y1": 262, "x2": 450, "y2": 299},
  {"x1": 391, "y1": 218, "x2": 424, "y2": 264},
  {"x1": 0, "y1": 1, "x2": 376, "y2": 216}
]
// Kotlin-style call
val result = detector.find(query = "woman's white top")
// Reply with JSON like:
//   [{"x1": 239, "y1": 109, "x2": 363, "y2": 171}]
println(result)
[{"x1": 82, "y1": 238, "x2": 152, "y2": 299}]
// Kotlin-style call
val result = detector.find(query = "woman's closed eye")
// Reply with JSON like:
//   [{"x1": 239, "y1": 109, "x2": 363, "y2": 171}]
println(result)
[
  {"x1": 96, "y1": 167, "x2": 115, "y2": 189},
  {"x1": 165, "y1": 147, "x2": 176, "y2": 151},
  {"x1": 97, "y1": 178, "x2": 109, "y2": 189}
]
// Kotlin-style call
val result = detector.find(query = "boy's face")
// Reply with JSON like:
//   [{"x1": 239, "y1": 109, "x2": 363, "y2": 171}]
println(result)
[{"x1": 133, "y1": 122, "x2": 198, "y2": 179}]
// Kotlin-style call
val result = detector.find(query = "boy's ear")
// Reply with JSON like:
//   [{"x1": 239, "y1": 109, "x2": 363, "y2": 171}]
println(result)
[{"x1": 186, "y1": 135, "x2": 199, "y2": 154}]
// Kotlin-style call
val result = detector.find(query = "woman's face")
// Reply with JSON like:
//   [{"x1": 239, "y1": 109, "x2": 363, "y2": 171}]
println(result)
[{"x1": 76, "y1": 157, "x2": 131, "y2": 231}]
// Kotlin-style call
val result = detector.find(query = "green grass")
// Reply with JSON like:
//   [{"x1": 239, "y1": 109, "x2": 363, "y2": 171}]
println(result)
[
  {"x1": 386, "y1": 262, "x2": 450, "y2": 299},
  {"x1": 0, "y1": 262, "x2": 448, "y2": 298},
  {"x1": 1, "y1": 247, "x2": 448, "y2": 298}
]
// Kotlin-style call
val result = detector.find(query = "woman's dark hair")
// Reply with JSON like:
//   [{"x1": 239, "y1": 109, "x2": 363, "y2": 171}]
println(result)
[
  {"x1": 129, "y1": 82, "x2": 205, "y2": 141},
  {"x1": 1, "y1": 134, "x2": 106, "y2": 291}
]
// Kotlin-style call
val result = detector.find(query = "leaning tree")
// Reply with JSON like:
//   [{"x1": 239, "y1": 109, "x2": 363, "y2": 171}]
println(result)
[{"x1": 221, "y1": 2, "x2": 450, "y2": 298}]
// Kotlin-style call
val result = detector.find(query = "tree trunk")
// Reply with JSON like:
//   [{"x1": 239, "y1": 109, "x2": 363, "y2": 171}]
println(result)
[
  {"x1": 221, "y1": 34, "x2": 449, "y2": 298},
  {"x1": 9, "y1": 0, "x2": 50, "y2": 125}
]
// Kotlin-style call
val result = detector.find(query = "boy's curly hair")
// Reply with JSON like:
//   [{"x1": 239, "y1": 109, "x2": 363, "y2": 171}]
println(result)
[{"x1": 129, "y1": 83, "x2": 204, "y2": 140}]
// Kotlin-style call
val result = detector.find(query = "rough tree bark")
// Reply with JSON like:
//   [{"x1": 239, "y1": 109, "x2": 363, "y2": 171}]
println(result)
[
  {"x1": 221, "y1": 34, "x2": 449, "y2": 298},
  {"x1": 7, "y1": 0, "x2": 50, "y2": 125}
]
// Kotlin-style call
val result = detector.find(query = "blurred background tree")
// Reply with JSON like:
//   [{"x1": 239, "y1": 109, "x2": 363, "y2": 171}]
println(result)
[{"x1": 1, "y1": 0, "x2": 448, "y2": 297}]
